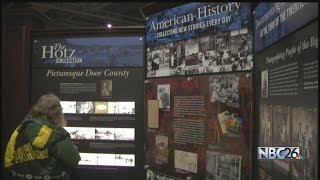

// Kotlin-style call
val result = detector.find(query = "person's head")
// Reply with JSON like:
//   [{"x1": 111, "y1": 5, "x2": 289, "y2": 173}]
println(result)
[
  {"x1": 103, "y1": 81, "x2": 109, "y2": 89},
  {"x1": 29, "y1": 93, "x2": 66, "y2": 127}
]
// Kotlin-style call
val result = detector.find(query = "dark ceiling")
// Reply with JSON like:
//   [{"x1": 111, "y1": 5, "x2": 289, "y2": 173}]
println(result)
[{"x1": 3, "y1": 2, "x2": 185, "y2": 30}]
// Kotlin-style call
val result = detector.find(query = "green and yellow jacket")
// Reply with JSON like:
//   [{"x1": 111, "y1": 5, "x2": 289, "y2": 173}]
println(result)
[{"x1": 4, "y1": 115, "x2": 81, "y2": 179}]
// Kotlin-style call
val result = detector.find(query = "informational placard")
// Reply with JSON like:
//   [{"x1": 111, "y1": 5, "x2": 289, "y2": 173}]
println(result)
[
  {"x1": 256, "y1": 21, "x2": 318, "y2": 107},
  {"x1": 145, "y1": 2, "x2": 253, "y2": 78},
  {"x1": 31, "y1": 35, "x2": 144, "y2": 172},
  {"x1": 254, "y1": 2, "x2": 318, "y2": 52},
  {"x1": 145, "y1": 73, "x2": 252, "y2": 179},
  {"x1": 256, "y1": 21, "x2": 318, "y2": 180}
]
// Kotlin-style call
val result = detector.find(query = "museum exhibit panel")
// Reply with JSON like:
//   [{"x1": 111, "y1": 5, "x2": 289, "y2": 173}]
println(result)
[
  {"x1": 1, "y1": 2, "x2": 318, "y2": 180},
  {"x1": 144, "y1": 2, "x2": 254, "y2": 180},
  {"x1": 30, "y1": 33, "x2": 145, "y2": 180},
  {"x1": 254, "y1": 2, "x2": 318, "y2": 180}
]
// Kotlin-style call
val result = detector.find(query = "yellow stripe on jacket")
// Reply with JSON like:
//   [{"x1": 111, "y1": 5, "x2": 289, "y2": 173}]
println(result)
[
  {"x1": 32, "y1": 125, "x2": 53, "y2": 148},
  {"x1": 4, "y1": 125, "x2": 21, "y2": 168}
]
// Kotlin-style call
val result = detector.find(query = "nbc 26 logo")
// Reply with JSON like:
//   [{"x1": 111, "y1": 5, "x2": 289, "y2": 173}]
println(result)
[{"x1": 257, "y1": 147, "x2": 303, "y2": 160}]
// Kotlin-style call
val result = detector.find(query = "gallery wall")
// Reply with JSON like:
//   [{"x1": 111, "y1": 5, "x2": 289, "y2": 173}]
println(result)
[{"x1": 144, "y1": 2, "x2": 254, "y2": 180}]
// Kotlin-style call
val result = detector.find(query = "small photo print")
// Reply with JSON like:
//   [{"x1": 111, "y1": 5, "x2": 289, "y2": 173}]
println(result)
[
  {"x1": 157, "y1": 84, "x2": 170, "y2": 109},
  {"x1": 64, "y1": 127, "x2": 95, "y2": 140},
  {"x1": 155, "y1": 135, "x2": 169, "y2": 164},
  {"x1": 94, "y1": 102, "x2": 108, "y2": 114},
  {"x1": 97, "y1": 154, "x2": 116, "y2": 166},
  {"x1": 174, "y1": 150, "x2": 198, "y2": 173},
  {"x1": 60, "y1": 101, "x2": 77, "y2": 114},
  {"x1": 76, "y1": 101, "x2": 95, "y2": 114},
  {"x1": 206, "y1": 151, "x2": 241, "y2": 180},
  {"x1": 79, "y1": 153, "x2": 98, "y2": 165},
  {"x1": 115, "y1": 154, "x2": 135, "y2": 167},
  {"x1": 101, "y1": 80, "x2": 112, "y2": 97},
  {"x1": 114, "y1": 128, "x2": 135, "y2": 141},
  {"x1": 261, "y1": 70, "x2": 268, "y2": 98},
  {"x1": 95, "y1": 128, "x2": 115, "y2": 140}
]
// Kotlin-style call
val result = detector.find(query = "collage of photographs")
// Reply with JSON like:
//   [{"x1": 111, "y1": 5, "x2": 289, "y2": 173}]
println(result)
[
  {"x1": 146, "y1": 27, "x2": 253, "y2": 78},
  {"x1": 60, "y1": 101, "x2": 135, "y2": 114},
  {"x1": 64, "y1": 127, "x2": 135, "y2": 141},
  {"x1": 145, "y1": 72, "x2": 253, "y2": 179},
  {"x1": 79, "y1": 153, "x2": 135, "y2": 167}
]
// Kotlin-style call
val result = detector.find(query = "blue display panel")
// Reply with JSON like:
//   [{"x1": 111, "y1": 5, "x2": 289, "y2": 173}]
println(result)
[
  {"x1": 254, "y1": 2, "x2": 318, "y2": 52},
  {"x1": 32, "y1": 36, "x2": 144, "y2": 67},
  {"x1": 146, "y1": 2, "x2": 251, "y2": 46}
]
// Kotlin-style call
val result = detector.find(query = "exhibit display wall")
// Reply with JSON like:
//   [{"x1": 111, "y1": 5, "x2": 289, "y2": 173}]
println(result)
[
  {"x1": 145, "y1": 74, "x2": 253, "y2": 179},
  {"x1": 144, "y1": 2, "x2": 254, "y2": 180},
  {"x1": 5, "y1": 2, "x2": 316, "y2": 180},
  {"x1": 254, "y1": 2, "x2": 318, "y2": 180},
  {"x1": 30, "y1": 35, "x2": 145, "y2": 180}
]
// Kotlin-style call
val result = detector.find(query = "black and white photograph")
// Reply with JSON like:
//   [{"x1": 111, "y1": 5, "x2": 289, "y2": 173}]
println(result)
[
  {"x1": 169, "y1": 45, "x2": 178, "y2": 68},
  {"x1": 115, "y1": 154, "x2": 135, "y2": 167},
  {"x1": 174, "y1": 150, "x2": 198, "y2": 173},
  {"x1": 157, "y1": 84, "x2": 170, "y2": 109},
  {"x1": 150, "y1": 50, "x2": 160, "y2": 70},
  {"x1": 114, "y1": 128, "x2": 135, "y2": 141},
  {"x1": 101, "y1": 79, "x2": 112, "y2": 97},
  {"x1": 209, "y1": 74, "x2": 240, "y2": 105},
  {"x1": 291, "y1": 107, "x2": 317, "y2": 180},
  {"x1": 60, "y1": 101, "x2": 77, "y2": 114},
  {"x1": 79, "y1": 153, "x2": 98, "y2": 165},
  {"x1": 155, "y1": 135, "x2": 169, "y2": 164},
  {"x1": 107, "y1": 102, "x2": 119, "y2": 114},
  {"x1": 146, "y1": 28, "x2": 253, "y2": 78},
  {"x1": 185, "y1": 43, "x2": 199, "y2": 66},
  {"x1": 64, "y1": 127, "x2": 95, "y2": 140},
  {"x1": 76, "y1": 101, "x2": 95, "y2": 114},
  {"x1": 206, "y1": 151, "x2": 241, "y2": 180},
  {"x1": 259, "y1": 104, "x2": 272, "y2": 146},
  {"x1": 97, "y1": 154, "x2": 116, "y2": 166},
  {"x1": 95, "y1": 128, "x2": 115, "y2": 140},
  {"x1": 94, "y1": 101, "x2": 108, "y2": 114},
  {"x1": 261, "y1": 70, "x2": 269, "y2": 99},
  {"x1": 118, "y1": 102, "x2": 135, "y2": 114},
  {"x1": 272, "y1": 106, "x2": 291, "y2": 173},
  {"x1": 146, "y1": 52, "x2": 153, "y2": 72},
  {"x1": 159, "y1": 48, "x2": 170, "y2": 70}
]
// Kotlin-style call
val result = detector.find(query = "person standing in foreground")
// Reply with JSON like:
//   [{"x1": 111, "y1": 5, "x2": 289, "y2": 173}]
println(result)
[{"x1": 4, "y1": 94, "x2": 81, "y2": 180}]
